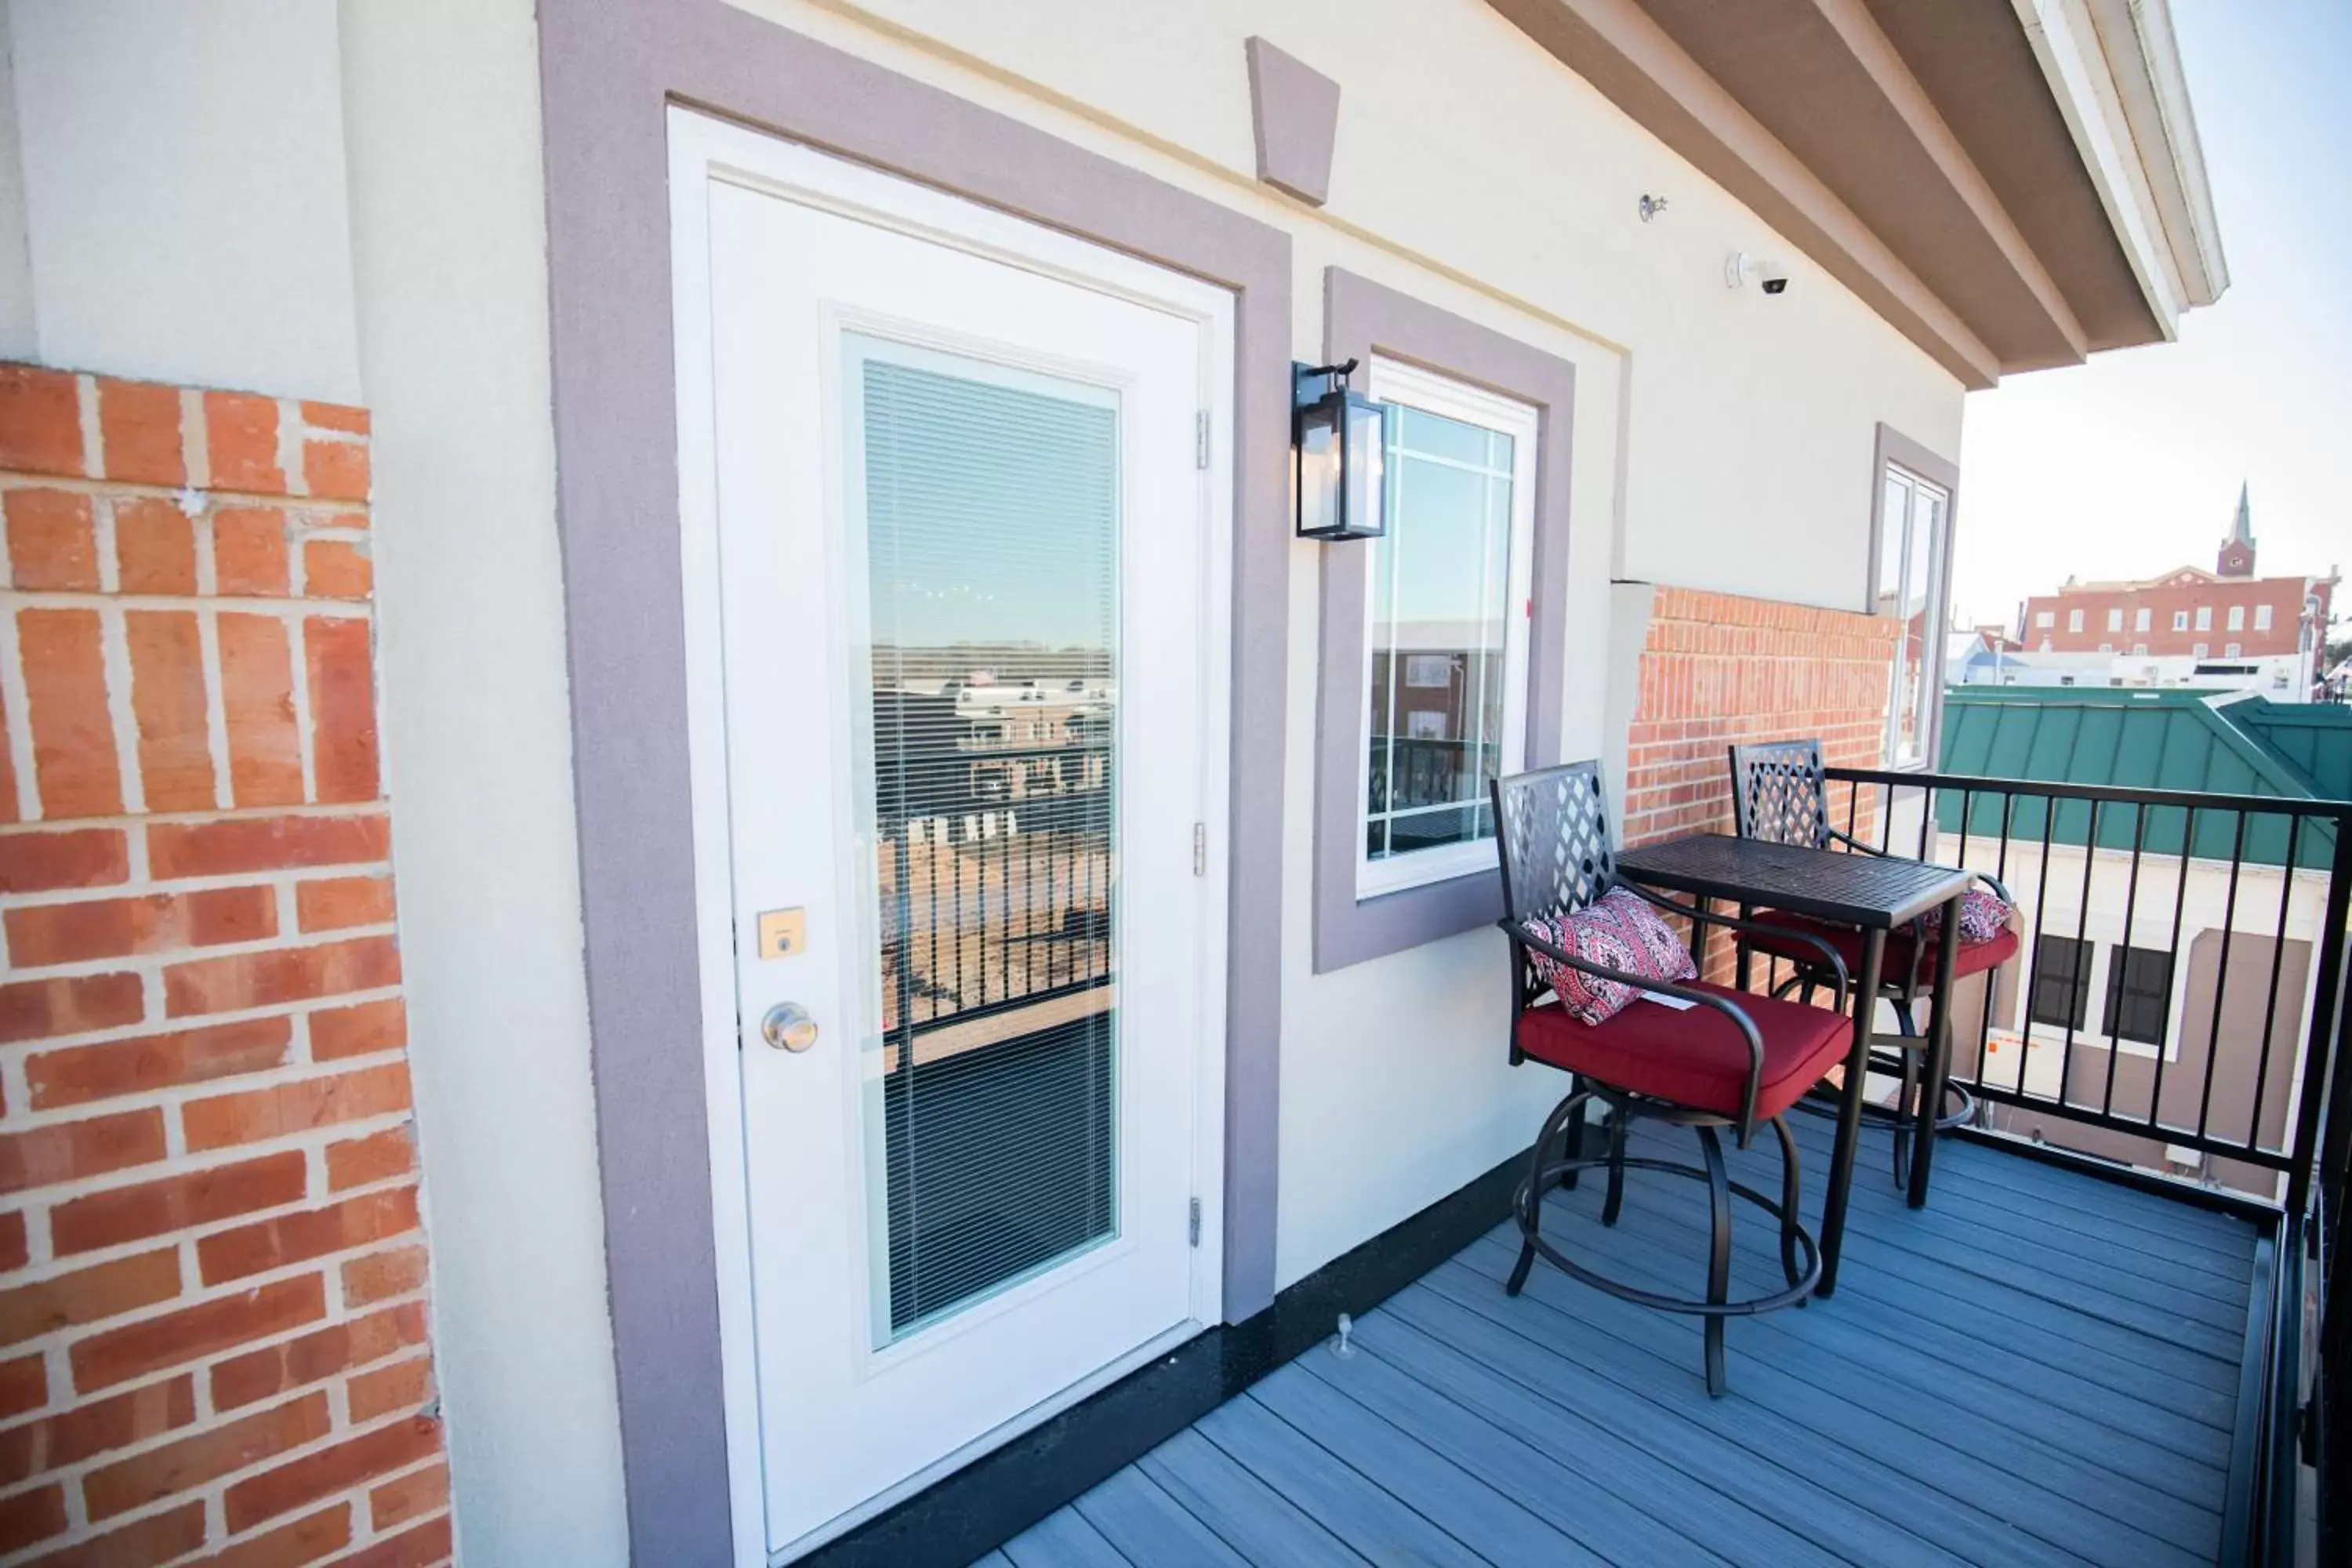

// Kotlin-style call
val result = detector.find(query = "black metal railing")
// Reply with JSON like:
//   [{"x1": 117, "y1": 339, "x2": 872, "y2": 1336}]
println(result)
[
  {"x1": 1817, "y1": 765, "x2": 2352, "y2": 1566},
  {"x1": 875, "y1": 742, "x2": 1115, "y2": 1047}
]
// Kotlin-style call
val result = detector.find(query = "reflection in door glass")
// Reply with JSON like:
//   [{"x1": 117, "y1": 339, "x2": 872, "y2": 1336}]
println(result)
[{"x1": 853, "y1": 340, "x2": 1120, "y2": 1342}]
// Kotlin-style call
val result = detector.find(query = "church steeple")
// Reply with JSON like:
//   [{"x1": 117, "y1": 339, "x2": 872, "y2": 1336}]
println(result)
[{"x1": 2218, "y1": 482, "x2": 2256, "y2": 577}]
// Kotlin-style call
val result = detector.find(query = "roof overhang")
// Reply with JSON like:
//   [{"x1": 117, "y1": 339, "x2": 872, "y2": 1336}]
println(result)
[{"x1": 1486, "y1": 0, "x2": 2227, "y2": 389}]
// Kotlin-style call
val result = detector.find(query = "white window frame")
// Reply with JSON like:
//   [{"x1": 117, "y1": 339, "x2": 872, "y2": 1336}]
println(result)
[
  {"x1": 1353, "y1": 356, "x2": 1540, "y2": 901},
  {"x1": 2174, "y1": 610, "x2": 2190, "y2": 631},
  {"x1": 2035, "y1": 610, "x2": 2054, "y2": 629},
  {"x1": 2107, "y1": 608, "x2": 2122, "y2": 632},
  {"x1": 2226, "y1": 643, "x2": 2241, "y2": 658},
  {"x1": 2257, "y1": 604, "x2": 2274, "y2": 631},
  {"x1": 2193, "y1": 642, "x2": 2209, "y2": 659},
  {"x1": 2195, "y1": 605, "x2": 2212, "y2": 631},
  {"x1": 2067, "y1": 608, "x2": 2082, "y2": 633},
  {"x1": 2136, "y1": 607, "x2": 2151, "y2": 632},
  {"x1": 1877, "y1": 462, "x2": 1951, "y2": 768},
  {"x1": 2228, "y1": 604, "x2": 2245, "y2": 631}
]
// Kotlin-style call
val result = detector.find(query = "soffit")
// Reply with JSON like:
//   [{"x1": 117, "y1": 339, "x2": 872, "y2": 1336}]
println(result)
[{"x1": 1489, "y1": 0, "x2": 2174, "y2": 383}]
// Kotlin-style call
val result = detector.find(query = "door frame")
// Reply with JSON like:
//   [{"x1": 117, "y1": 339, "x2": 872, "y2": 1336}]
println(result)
[
  {"x1": 669, "y1": 109, "x2": 1233, "y2": 1560},
  {"x1": 540, "y1": 8, "x2": 1294, "y2": 1556}
]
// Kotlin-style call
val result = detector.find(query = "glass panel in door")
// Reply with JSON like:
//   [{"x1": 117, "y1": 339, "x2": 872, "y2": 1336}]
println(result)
[{"x1": 850, "y1": 339, "x2": 1121, "y2": 1345}]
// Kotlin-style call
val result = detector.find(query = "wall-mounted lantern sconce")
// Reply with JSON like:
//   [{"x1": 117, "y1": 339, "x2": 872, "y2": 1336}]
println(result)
[{"x1": 1294, "y1": 358, "x2": 1388, "y2": 542}]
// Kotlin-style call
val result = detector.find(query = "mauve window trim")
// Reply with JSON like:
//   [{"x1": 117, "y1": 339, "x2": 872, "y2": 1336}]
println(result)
[{"x1": 1312, "y1": 268, "x2": 1576, "y2": 974}]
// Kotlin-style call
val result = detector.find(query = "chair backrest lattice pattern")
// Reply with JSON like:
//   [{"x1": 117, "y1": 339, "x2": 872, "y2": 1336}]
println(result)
[
  {"x1": 1729, "y1": 739, "x2": 1831, "y2": 851},
  {"x1": 1492, "y1": 760, "x2": 1617, "y2": 924}
]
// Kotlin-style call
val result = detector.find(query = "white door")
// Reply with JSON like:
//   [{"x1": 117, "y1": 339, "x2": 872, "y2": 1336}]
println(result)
[{"x1": 673, "y1": 121, "x2": 1231, "y2": 1558}]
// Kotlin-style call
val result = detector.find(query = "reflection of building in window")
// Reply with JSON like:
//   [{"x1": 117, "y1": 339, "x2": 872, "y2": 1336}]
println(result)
[
  {"x1": 1359, "y1": 369, "x2": 1536, "y2": 884},
  {"x1": 1875, "y1": 463, "x2": 1949, "y2": 765},
  {"x1": 1404, "y1": 654, "x2": 1452, "y2": 688}
]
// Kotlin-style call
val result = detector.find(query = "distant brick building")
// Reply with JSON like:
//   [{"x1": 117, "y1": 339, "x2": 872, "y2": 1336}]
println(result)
[{"x1": 2018, "y1": 485, "x2": 2336, "y2": 662}]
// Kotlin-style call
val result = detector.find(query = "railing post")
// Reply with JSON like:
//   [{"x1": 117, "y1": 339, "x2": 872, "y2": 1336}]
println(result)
[{"x1": 2285, "y1": 813, "x2": 2352, "y2": 1223}]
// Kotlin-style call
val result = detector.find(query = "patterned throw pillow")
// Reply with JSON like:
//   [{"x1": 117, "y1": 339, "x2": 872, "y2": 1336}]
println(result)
[
  {"x1": 1923, "y1": 887, "x2": 2013, "y2": 944},
  {"x1": 1522, "y1": 887, "x2": 1699, "y2": 1026}
]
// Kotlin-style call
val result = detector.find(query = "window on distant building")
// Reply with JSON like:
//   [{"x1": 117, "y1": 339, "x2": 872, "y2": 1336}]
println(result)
[
  {"x1": 2067, "y1": 608, "x2": 2083, "y2": 633},
  {"x1": 2173, "y1": 610, "x2": 2190, "y2": 631},
  {"x1": 2107, "y1": 608, "x2": 2122, "y2": 632},
  {"x1": 2193, "y1": 642, "x2": 2209, "y2": 658},
  {"x1": 2228, "y1": 604, "x2": 2245, "y2": 631},
  {"x1": 2195, "y1": 605, "x2": 2212, "y2": 631},
  {"x1": 2133, "y1": 642, "x2": 2149, "y2": 655},
  {"x1": 2099, "y1": 643, "x2": 2114, "y2": 653},
  {"x1": 1872, "y1": 444, "x2": 1954, "y2": 768},
  {"x1": 2227, "y1": 643, "x2": 2241, "y2": 658},
  {"x1": 2136, "y1": 608, "x2": 2151, "y2": 632},
  {"x1": 2102, "y1": 946, "x2": 2173, "y2": 1047},
  {"x1": 2029, "y1": 935, "x2": 2092, "y2": 1030},
  {"x1": 2035, "y1": 611, "x2": 2053, "y2": 629},
  {"x1": 2256, "y1": 604, "x2": 2274, "y2": 630},
  {"x1": 2040, "y1": 638, "x2": 2053, "y2": 652}
]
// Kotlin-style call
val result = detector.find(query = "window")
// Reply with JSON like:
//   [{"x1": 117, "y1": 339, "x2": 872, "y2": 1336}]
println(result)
[
  {"x1": 2133, "y1": 642, "x2": 2148, "y2": 655},
  {"x1": 2195, "y1": 605, "x2": 2212, "y2": 631},
  {"x1": 2228, "y1": 604, "x2": 2245, "y2": 631},
  {"x1": 2067, "y1": 608, "x2": 2083, "y2": 633},
  {"x1": 2136, "y1": 607, "x2": 2151, "y2": 632},
  {"x1": 2099, "y1": 643, "x2": 2114, "y2": 653},
  {"x1": 2103, "y1": 946, "x2": 2173, "y2": 1047},
  {"x1": 2256, "y1": 604, "x2": 2274, "y2": 631},
  {"x1": 2039, "y1": 638, "x2": 2053, "y2": 652},
  {"x1": 2107, "y1": 608, "x2": 2123, "y2": 632},
  {"x1": 2226, "y1": 642, "x2": 2241, "y2": 658},
  {"x1": 2034, "y1": 610, "x2": 2054, "y2": 629},
  {"x1": 2172, "y1": 610, "x2": 2189, "y2": 631},
  {"x1": 1357, "y1": 358, "x2": 1539, "y2": 898},
  {"x1": 1312, "y1": 268, "x2": 1574, "y2": 974},
  {"x1": 1876, "y1": 460, "x2": 1951, "y2": 766},
  {"x1": 2028, "y1": 935, "x2": 2092, "y2": 1030},
  {"x1": 2193, "y1": 642, "x2": 2209, "y2": 658}
]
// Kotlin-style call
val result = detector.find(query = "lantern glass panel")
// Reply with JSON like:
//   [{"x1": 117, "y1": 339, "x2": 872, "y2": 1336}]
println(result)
[
  {"x1": 1341, "y1": 394, "x2": 1388, "y2": 539},
  {"x1": 1295, "y1": 396, "x2": 1341, "y2": 537}
]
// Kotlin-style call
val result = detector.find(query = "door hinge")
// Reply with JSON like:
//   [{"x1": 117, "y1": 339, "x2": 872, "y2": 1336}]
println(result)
[
  {"x1": 1192, "y1": 822, "x2": 1207, "y2": 877},
  {"x1": 1196, "y1": 410, "x2": 1210, "y2": 470},
  {"x1": 1189, "y1": 1197, "x2": 1202, "y2": 1247}
]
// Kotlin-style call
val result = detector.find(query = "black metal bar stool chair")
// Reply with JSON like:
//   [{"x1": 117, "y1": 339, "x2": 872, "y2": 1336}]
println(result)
[
  {"x1": 1490, "y1": 761, "x2": 1849, "y2": 1396},
  {"x1": 1726, "y1": 739, "x2": 2017, "y2": 1186}
]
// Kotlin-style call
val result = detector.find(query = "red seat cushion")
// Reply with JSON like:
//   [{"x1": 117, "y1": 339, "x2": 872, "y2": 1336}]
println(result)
[
  {"x1": 1742, "y1": 912, "x2": 2019, "y2": 987},
  {"x1": 1515, "y1": 982, "x2": 1854, "y2": 1122}
]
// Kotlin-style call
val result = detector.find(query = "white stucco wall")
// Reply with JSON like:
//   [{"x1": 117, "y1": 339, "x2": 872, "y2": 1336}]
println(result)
[
  {"x1": 3, "y1": 0, "x2": 364, "y2": 403},
  {"x1": 337, "y1": 2, "x2": 631, "y2": 1563},
  {"x1": 0, "y1": 2, "x2": 1972, "y2": 1554},
  {"x1": 740, "y1": 0, "x2": 1966, "y2": 1289},
  {"x1": 0, "y1": 3, "x2": 633, "y2": 1561}
]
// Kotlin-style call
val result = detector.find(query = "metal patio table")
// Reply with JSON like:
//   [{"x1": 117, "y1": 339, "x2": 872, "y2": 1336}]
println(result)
[{"x1": 1615, "y1": 833, "x2": 1971, "y2": 1296}]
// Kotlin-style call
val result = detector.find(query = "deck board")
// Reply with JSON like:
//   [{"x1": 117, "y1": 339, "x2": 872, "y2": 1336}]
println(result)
[{"x1": 989, "y1": 1120, "x2": 2261, "y2": 1566}]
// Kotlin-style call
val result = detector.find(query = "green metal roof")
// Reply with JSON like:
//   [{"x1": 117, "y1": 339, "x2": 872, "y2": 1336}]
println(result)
[
  {"x1": 2228, "y1": 697, "x2": 2352, "y2": 799},
  {"x1": 1934, "y1": 688, "x2": 2345, "y2": 869}
]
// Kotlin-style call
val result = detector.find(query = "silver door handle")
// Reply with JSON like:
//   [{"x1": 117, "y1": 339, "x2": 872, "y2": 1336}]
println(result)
[{"x1": 761, "y1": 1002, "x2": 819, "y2": 1052}]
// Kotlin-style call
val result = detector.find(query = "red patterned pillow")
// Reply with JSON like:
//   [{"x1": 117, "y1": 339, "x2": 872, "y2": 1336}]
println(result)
[
  {"x1": 1522, "y1": 887, "x2": 1699, "y2": 1026},
  {"x1": 1922, "y1": 887, "x2": 2013, "y2": 944}
]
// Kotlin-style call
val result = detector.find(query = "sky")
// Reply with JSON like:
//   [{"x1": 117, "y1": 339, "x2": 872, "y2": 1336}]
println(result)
[{"x1": 1952, "y1": 1, "x2": 2352, "y2": 635}]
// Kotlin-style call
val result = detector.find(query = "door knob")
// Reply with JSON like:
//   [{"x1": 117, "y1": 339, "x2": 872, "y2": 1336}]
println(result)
[{"x1": 760, "y1": 1002, "x2": 819, "y2": 1052}]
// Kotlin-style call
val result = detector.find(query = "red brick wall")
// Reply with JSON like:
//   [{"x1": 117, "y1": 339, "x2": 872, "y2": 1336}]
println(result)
[
  {"x1": 0, "y1": 365, "x2": 448, "y2": 1565},
  {"x1": 2019, "y1": 572, "x2": 2328, "y2": 658},
  {"x1": 1622, "y1": 587, "x2": 1900, "y2": 978}
]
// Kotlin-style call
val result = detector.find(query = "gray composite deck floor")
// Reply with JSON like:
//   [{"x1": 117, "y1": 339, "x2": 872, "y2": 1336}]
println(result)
[{"x1": 983, "y1": 1114, "x2": 2262, "y2": 1567}]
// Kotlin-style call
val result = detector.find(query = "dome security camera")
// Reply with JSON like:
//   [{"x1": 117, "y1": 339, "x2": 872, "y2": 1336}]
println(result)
[{"x1": 1726, "y1": 252, "x2": 1791, "y2": 295}]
